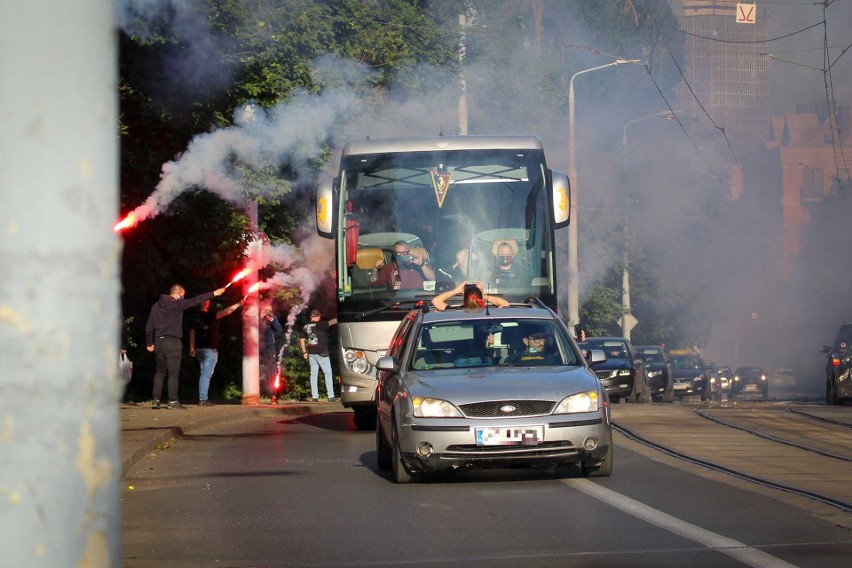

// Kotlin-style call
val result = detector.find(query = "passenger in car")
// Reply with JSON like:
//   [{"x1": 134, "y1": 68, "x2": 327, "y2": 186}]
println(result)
[{"x1": 430, "y1": 281, "x2": 509, "y2": 311}]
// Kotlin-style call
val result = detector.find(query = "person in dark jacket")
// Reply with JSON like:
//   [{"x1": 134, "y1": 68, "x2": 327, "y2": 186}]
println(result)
[{"x1": 145, "y1": 284, "x2": 225, "y2": 409}]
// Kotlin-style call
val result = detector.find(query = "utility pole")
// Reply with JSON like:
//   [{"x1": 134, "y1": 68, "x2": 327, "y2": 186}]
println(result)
[
  {"x1": 242, "y1": 200, "x2": 261, "y2": 405},
  {"x1": 458, "y1": 12, "x2": 468, "y2": 135},
  {"x1": 1, "y1": 1, "x2": 120, "y2": 564}
]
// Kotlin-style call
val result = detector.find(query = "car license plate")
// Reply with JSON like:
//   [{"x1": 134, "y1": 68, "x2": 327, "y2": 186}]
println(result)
[
  {"x1": 674, "y1": 383, "x2": 688, "y2": 390},
  {"x1": 475, "y1": 426, "x2": 543, "y2": 446}
]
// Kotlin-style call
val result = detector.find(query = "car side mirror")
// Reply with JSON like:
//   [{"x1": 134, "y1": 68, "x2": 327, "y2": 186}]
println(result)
[
  {"x1": 820, "y1": 345, "x2": 830, "y2": 354},
  {"x1": 376, "y1": 356, "x2": 397, "y2": 372},
  {"x1": 588, "y1": 349, "x2": 607, "y2": 365}
]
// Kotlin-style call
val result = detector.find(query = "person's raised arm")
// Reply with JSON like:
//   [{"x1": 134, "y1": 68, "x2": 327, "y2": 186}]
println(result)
[
  {"x1": 431, "y1": 282, "x2": 465, "y2": 311},
  {"x1": 216, "y1": 301, "x2": 242, "y2": 320}
]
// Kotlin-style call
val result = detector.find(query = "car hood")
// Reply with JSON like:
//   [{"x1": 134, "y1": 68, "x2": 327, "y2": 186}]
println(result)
[
  {"x1": 589, "y1": 358, "x2": 633, "y2": 371},
  {"x1": 672, "y1": 369, "x2": 703, "y2": 379},
  {"x1": 402, "y1": 366, "x2": 599, "y2": 404}
]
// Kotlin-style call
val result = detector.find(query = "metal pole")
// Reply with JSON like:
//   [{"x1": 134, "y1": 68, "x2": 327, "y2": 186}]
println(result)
[
  {"x1": 567, "y1": 60, "x2": 642, "y2": 327},
  {"x1": 458, "y1": 13, "x2": 468, "y2": 135},
  {"x1": 1, "y1": 1, "x2": 120, "y2": 564}
]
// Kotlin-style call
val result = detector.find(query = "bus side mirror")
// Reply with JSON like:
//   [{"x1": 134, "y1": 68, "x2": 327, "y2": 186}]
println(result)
[
  {"x1": 316, "y1": 177, "x2": 338, "y2": 238},
  {"x1": 550, "y1": 169, "x2": 571, "y2": 229}
]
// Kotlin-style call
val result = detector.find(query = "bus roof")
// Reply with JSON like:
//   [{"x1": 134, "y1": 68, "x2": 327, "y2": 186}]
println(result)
[{"x1": 341, "y1": 135, "x2": 544, "y2": 157}]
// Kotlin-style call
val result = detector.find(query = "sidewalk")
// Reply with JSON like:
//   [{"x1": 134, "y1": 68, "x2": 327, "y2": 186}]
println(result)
[{"x1": 119, "y1": 400, "x2": 346, "y2": 478}]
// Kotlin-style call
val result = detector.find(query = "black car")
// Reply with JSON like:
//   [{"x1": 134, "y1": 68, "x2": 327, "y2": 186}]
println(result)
[
  {"x1": 670, "y1": 354, "x2": 710, "y2": 401},
  {"x1": 579, "y1": 337, "x2": 648, "y2": 403},
  {"x1": 731, "y1": 366, "x2": 768, "y2": 400},
  {"x1": 820, "y1": 323, "x2": 852, "y2": 405},
  {"x1": 634, "y1": 345, "x2": 674, "y2": 402},
  {"x1": 823, "y1": 343, "x2": 852, "y2": 405}
]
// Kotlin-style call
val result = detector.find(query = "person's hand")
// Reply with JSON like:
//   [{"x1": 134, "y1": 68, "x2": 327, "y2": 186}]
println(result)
[
  {"x1": 302, "y1": 352, "x2": 308, "y2": 359},
  {"x1": 214, "y1": 287, "x2": 226, "y2": 296},
  {"x1": 147, "y1": 345, "x2": 155, "y2": 352},
  {"x1": 189, "y1": 348, "x2": 196, "y2": 357}
]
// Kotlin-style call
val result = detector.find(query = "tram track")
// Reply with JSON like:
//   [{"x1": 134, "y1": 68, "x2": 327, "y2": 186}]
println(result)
[
  {"x1": 786, "y1": 406, "x2": 852, "y2": 429},
  {"x1": 613, "y1": 407, "x2": 852, "y2": 514},
  {"x1": 693, "y1": 407, "x2": 852, "y2": 462}
]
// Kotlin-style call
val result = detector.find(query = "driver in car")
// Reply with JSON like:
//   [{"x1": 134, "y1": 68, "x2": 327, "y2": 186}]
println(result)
[{"x1": 504, "y1": 326, "x2": 560, "y2": 365}]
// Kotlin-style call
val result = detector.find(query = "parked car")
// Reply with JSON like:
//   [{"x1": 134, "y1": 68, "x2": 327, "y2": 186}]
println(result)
[
  {"x1": 714, "y1": 365, "x2": 733, "y2": 396},
  {"x1": 634, "y1": 345, "x2": 674, "y2": 402},
  {"x1": 578, "y1": 337, "x2": 648, "y2": 403},
  {"x1": 374, "y1": 299, "x2": 613, "y2": 483},
  {"x1": 670, "y1": 354, "x2": 711, "y2": 401},
  {"x1": 825, "y1": 343, "x2": 852, "y2": 405},
  {"x1": 820, "y1": 323, "x2": 852, "y2": 405},
  {"x1": 732, "y1": 366, "x2": 768, "y2": 400}
]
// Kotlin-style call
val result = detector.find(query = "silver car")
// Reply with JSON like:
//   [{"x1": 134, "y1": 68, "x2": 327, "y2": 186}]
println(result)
[{"x1": 374, "y1": 302, "x2": 612, "y2": 483}]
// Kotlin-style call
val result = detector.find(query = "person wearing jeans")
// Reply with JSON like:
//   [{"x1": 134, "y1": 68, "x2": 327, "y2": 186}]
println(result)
[
  {"x1": 146, "y1": 284, "x2": 226, "y2": 410},
  {"x1": 189, "y1": 299, "x2": 242, "y2": 406},
  {"x1": 299, "y1": 310, "x2": 338, "y2": 402}
]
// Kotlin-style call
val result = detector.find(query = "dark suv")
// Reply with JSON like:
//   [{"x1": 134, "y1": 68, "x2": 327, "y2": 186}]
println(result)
[
  {"x1": 578, "y1": 337, "x2": 648, "y2": 403},
  {"x1": 670, "y1": 354, "x2": 710, "y2": 401},
  {"x1": 821, "y1": 323, "x2": 852, "y2": 405}
]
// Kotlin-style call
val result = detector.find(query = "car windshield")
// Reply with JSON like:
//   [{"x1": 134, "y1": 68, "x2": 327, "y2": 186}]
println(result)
[
  {"x1": 410, "y1": 319, "x2": 580, "y2": 370},
  {"x1": 672, "y1": 356, "x2": 702, "y2": 370},
  {"x1": 736, "y1": 367, "x2": 762, "y2": 375},
  {"x1": 579, "y1": 339, "x2": 629, "y2": 360},
  {"x1": 637, "y1": 348, "x2": 664, "y2": 363}
]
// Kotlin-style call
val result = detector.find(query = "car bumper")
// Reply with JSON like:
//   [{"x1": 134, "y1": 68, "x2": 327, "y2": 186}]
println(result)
[
  {"x1": 672, "y1": 379, "x2": 706, "y2": 397},
  {"x1": 598, "y1": 377, "x2": 634, "y2": 398},
  {"x1": 397, "y1": 412, "x2": 612, "y2": 473},
  {"x1": 339, "y1": 374, "x2": 376, "y2": 407}
]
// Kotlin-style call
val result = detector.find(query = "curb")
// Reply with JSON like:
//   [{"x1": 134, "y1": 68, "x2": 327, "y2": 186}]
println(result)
[{"x1": 121, "y1": 403, "x2": 346, "y2": 478}]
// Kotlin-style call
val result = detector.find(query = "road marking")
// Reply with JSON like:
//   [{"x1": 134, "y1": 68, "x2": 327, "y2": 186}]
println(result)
[{"x1": 561, "y1": 478, "x2": 798, "y2": 568}]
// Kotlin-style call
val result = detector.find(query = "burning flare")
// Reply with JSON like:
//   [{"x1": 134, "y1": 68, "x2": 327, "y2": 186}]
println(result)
[
  {"x1": 114, "y1": 212, "x2": 138, "y2": 232},
  {"x1": 243, "y1": 282, "x2": 262, "y2": 298},
  {"x1": 224, "y1": 268, "x2": 252, "y2": 288}
]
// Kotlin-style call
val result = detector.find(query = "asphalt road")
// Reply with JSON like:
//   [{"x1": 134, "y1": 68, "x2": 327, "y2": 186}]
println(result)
[{"x1": 122, "y1": 411, "x2": 852, "y2": 567}]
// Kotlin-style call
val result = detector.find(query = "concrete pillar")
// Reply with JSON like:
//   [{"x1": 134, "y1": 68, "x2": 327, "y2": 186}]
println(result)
[{"x1": 0, "y1": 1, "x2": 120, "y2": 565}]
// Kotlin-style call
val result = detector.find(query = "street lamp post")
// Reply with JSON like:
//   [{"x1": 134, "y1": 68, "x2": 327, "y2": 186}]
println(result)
[
  {"x1": 618, "y1": 110, "x2": 678, "y2": 339},
  {"x1": 567, "y1": 59, "x2": 643, "y2": 328}
]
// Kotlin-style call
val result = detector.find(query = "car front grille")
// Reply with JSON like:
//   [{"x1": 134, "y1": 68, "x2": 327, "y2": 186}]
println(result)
[
  {"x1": 459, "y1": 400, "x2": 556, "y2": 418},
  {"x1": 442, "y1": 441, "x2": 578, "y2": 460},
  {"x1": 594, "y1": 370, "x2": 616, "y2": 380}
]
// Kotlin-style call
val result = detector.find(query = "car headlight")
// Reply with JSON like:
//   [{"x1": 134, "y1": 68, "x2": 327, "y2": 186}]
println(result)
[
  {"x1": 734, "y1": 376, "x2": 740, "y2": 382},
  {"x1": 554, "y1": 391, "x2": 599, "y2": 414},
  {"x1": 647, "y1": 370, "x2": 662, "y2": 378},
  {"x1": 617, "y1": 369, "x2": 632, "y2": 376},
  {"x1": 760, "y1": 375, "x2": 766, "y2": 381},
  {"x1": 710, "y1": 377, "x2": 716, "y2": 384},
  {"x1": 693, "y1": 375, "x2": 704, "y2": 382},
  {"x1": 412, "y1": 397, "x2": 462, "y2": 418},
  {"x1": 343, "y1": 348, "x2": 375, "y2": 376}
]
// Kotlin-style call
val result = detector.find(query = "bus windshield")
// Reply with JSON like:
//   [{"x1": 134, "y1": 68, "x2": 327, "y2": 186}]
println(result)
[{"x1": 339, "y1": 146, "x2": 556, "y2": 314}]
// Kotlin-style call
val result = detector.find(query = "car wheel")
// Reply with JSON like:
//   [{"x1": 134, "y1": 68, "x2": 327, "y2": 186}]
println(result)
[
  {"x1": 827, "y1": 378, "x2": 841, "y2": 406},
  {"x1": 376, "y1": 416, "x2": 391, "y2": 471},
  {"x1": 391, "y1": 418, "x2": 413, "y2": 484},
  {"x1": 582, "y1": 442, "x2": 613, "y2": 478},
  {"x1": 353, "y1": 406, "x2": 377, "y2": 431}
]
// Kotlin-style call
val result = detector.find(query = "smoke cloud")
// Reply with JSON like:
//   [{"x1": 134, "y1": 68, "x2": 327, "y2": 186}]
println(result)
[{"x1": 121, "y1": 1, "x2": 852, "y2": 388}]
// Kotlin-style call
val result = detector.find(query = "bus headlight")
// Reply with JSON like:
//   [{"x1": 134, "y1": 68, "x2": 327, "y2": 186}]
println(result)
[{"x1": 343, "y1": 349, "x2": 375, "y2": 376}]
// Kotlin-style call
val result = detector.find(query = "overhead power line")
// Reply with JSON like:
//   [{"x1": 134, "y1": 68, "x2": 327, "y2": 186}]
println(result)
[{"x1": 658, "y1": 20, "x2": 822, "y2": 44}]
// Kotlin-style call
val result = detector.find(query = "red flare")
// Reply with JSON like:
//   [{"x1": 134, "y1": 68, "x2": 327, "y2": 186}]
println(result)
[
  {"x1": 273, "y1": 372, "x2": 281, "y2": 390},
  {"x1": 114, "y1": 212, "x2": 138, "y2": 232},
  {"x1": 230, "y1": 268, "x2": 252, "y2": 284}
]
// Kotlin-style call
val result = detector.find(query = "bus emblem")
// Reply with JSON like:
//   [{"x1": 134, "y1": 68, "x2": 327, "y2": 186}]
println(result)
[{"x1": 430, "y1": 165, "x2": 451, "y2": 208}]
